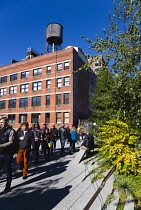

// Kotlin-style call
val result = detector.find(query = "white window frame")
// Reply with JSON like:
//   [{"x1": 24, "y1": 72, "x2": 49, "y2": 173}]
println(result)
[
  {"x1": 0, "y1": 88, "x2": 6, "y2": 96},
  {"x1": 57, "y1": 63, "x2": 62, "y2": 71},
  {"x1": 33, "y1": 81, "x2": 42, "y2": 91},
  {"x1": 56, "y1": 112, "x2": 61, "y2": 123},
  {"x1": 21, "y1": 71, "x2": 29, "y2": 79},
  {"x1": 10, "y1": 86, "x2": 17, "y2": 94},
  {"x1": 21, "y1": 84, "x2": 29, "y2": 93},
  {"x1": 8, "y1": 114, "x2": 15, "y2": 124},
  {"x1": 46, "y1": 80, "x2": 51, "y2": 89},
  {"x1": 64, "y1": 112, "x2": 69, "y2": 123},
  {"x1": 45, "y1": 113, "x2": 50, "y2": 123},
  {"x1": 33, "y1": 68, "x2": 42, "y2": 76},
  {"x1": 57, "y1": 78, "x2": 62, "y2": 87},
  {"x1": 47, "y1": 66, "x2": 51, "y2": 73},
  {"x1": 64, "y1": 77, "x2": 69, "y2": 86},
  {"x1": 19, "y1": 114, "x2": 27, "y2": 123},
  {"x1": 64, "y1": 62, "x2": 69, "y2": 70},
  {"x1": 64, "y1": 93, "x2": 69, "y2": 104}
]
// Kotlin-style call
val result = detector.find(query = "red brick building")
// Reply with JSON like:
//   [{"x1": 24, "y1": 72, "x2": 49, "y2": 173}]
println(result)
[{"x1": 0, "y1": 46, "x2": 96, "y2": 129}]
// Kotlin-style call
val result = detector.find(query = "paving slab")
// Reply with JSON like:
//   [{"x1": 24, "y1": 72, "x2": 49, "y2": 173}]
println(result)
[
  {"x1": 124, "y1": 196, "x2": 135, "y2": 210},
  {"x1": 107, "y1": 190, "x2": 119, "y2": 210}
]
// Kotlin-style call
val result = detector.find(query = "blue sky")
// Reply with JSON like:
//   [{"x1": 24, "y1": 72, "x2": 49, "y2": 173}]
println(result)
[{"x1": 0, "y1": 0, "x2": 114, "y2": 66}]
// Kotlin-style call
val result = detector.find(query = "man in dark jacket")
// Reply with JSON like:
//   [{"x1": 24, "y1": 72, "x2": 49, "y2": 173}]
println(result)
[
  {"x1": 82, "y1": 132, "x2": 95, "y2": 149},
  {"x1": 0, "y1": 117, "x2": 16, "y2": 193},
  {"x1": 50, "y1": 124, "x2": 58, "y2": 153},
  {"x1": 16, "y1": 122, "x2": 33, "y2": 179},
  {"x1": 59, "y1": 124, "x2": 68, "y2": 155},
  {"x1": 80, "y1": 131, "x2": 95, "y2": 157}
]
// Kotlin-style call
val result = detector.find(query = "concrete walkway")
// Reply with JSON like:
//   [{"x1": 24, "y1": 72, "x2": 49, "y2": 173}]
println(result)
[
  {"x1": 0, "y1": 140, "x2": 94, "y2": 210},
  {"x1": 0, "y1": 139, "x2": 135, "y2": 210}
]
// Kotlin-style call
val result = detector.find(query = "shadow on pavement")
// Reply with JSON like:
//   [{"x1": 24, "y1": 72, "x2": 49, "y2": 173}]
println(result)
[
  {"x1": 0, "y1": 143, "x2": 81, "y2": 210},
  {"x1": 0, "y1": 184, "x2": 71, "y2": 210},
  {"x1": 0, "y1": 159, "x2": 72, "y2": 210}
]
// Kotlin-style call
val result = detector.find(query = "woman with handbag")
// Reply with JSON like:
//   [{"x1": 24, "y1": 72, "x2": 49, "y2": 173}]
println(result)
[{"x1": 42, "y1": 128, "x2": 52, "y2": 161}]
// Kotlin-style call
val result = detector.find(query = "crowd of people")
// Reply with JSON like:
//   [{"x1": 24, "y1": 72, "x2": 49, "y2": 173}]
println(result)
[{"x1": 0, "y1": 117, "x2": 95, "y2": 194}]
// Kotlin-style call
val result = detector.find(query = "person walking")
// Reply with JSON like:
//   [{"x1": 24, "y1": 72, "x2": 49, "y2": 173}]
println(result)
[
  {"x1": 66, "y1": 125, "x2": 71, "y2": 144},
  {"x1": 42, "y1": 128, "x2": 52, "y2": 161},
  {"x1": 50, "y1": 124, "x2": 58, "y2": 153},
  {"x1": 40, "y1": 123, "x2": 48, "y2": 153},
  {"x1": 41, "y1": 123, "x2": 47, "y2": 134},
  {"x1": 32, "y1": 122, "x2": 42, "y2": 164},
  {"x1": 16, "y1": 122, "x2": 33, "y2": 179},
  {"x1": 69, "y1": 126, "x2": 78, "y2": 154},
  {"x1": 0, "y1": 117, "x2": 17, "y2": 193},
  {"x1": 59, "y1": 124, "x2": 67, "y2": 155}
]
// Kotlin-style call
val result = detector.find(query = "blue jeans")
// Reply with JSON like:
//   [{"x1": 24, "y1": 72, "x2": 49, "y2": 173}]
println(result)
[
  {"x1": 0, "y1": 155, "x2": 13, "y2": 188},
  {"x1": 60, "y1": 139, "x2": 66, "y2": 154},
  {"x1": 50, "y1": 137, "x2": 57, "y2": 153},
  {"x1": 60, "y1": 138, "x2": 66, "y2": 148}
]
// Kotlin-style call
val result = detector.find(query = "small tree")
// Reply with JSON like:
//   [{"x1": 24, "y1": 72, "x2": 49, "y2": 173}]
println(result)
[
  {"x1": 83, "y1": 0, "x2": 141, "y2": 130},
  {"x1": 90, "y1": 67, "x2": 114, "y2": 126}
]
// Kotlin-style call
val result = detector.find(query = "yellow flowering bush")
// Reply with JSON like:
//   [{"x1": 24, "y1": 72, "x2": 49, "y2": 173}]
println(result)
[{"x1": 97, "y1": 120, "x2": 141, "y2": 175}]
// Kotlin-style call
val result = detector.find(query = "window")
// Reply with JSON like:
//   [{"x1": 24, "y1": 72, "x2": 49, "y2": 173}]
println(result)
[
  {"x1": 64, "y1": 77, "x2": 69, "y2": 86},
  {"x1": 57, "y1": 78, "x2": 62, "y2": 87},
  {"x1": 0, "y1": 88, "x2": 6, "y2": 96},
  {"x1": 9, "y1": 99, "x2": 16, "y2": 108},
  {"x1": 45, "y1": 113, "x2": 50, "y2": 123},
  {"x1": 46, "y1": 95, "x2": 50, "y2": 106},
  {"x1": 33, "y1": 68, "x2": 42, "y2": 76},
  {"x1": 64, "y1": 112, "x2": 69, "y2": 123},
  {"x1": 21, "y1": 71, "x2": 29, "y2": 79},
  {"x1": 19, "y1": 114, "x2": 27, "y2": 123},
  {"x1": 1, "y1": 76, "x2": 7, "y2": 83},
  {"x1": 56, "y1": 94, "x2": 61, "y2": 105},
  {"x1": 33, "y1": 81, "x2": 42, "y2": 91},
  {"x1": 10, "y1": 86, "x2": 17, "y2": 94},
  {"x1": 32, "y1": 96, "x2": 41, "y2": 106},
  {"x1": 10, "y1": 74, "x2": 17, "y2": 81},
  {"x1": 57, "y1": 63, "x2": 62, "y2": 71},
  {"x1": 8, "y1": 114, "x2": 15, "y2": 124},
  {"x1": 31, "y1": 113, "x2": 40, "y2": 123},
  {"x1": 64, "y1": 62, "x2": 69, "y2": 70},
  {"x1": 20, "y1": 84, "x2": 29, "y2": 92},
  {"x1": 46, "y1": 66, "x2": 51, "y2": 74},
  {"x1": 46, "y1": 80, "x2": 51, "y2": 89},
  {"x1": 0, "y1": 101, "x2": 6, "y2": 109},
  {"x1": 56, "y1": 112, "x2": 61, "y2": 123},
  {"x1": 19, "y1": 98, "x2": 28, "y2": 107},
  {"x1": 64, "y1": 93, "x2": 69, "y2": 104}
]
